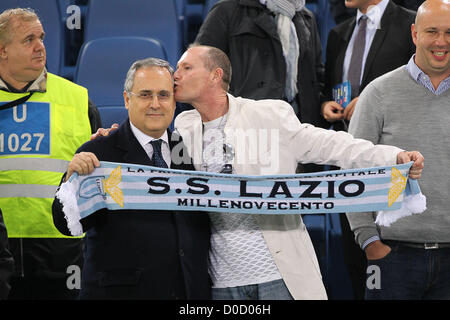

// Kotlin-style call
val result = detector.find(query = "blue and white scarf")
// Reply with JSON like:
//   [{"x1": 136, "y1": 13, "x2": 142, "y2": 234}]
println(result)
[{"x1": 56, "y1": 161, "x2": 426, "y2": 236}]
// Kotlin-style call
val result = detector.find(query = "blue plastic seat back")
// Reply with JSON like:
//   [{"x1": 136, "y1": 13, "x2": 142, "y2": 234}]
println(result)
[
  {"x1": 98, "y1": 106, "x2": 129, "y2": 129},
  {"x1": 84, "y1": 0, "x2": 181, "y2": 68},
  {"x1": 306, "y1": 0, "x2": 336, "y2": 62},
  {"x1": 74, "y1": 36, "x2": 168, "y2": 107},
  {"x1": 203, "y1": 0, "x2": 220, "y2": 19}
]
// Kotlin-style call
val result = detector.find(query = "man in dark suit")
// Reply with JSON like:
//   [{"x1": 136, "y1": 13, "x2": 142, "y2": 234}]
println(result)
[
  {"x1": 320, "y1": 0, "x2": 416, "y2": 300},
  {"x1": 321, "y1": 0, "x2": 416, "y2": 130},
  {"x1": 52, "y1": 58, "x2": 211, "y2": 300}
]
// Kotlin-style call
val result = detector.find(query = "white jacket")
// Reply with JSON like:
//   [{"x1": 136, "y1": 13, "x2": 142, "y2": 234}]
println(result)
[{"x1": 175, "y1": 94, "x2": 402, "y2": 299}]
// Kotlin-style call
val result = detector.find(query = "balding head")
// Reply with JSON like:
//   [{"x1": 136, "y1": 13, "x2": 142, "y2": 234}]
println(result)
[
  {"x1": 188, "y1": 44, "x2": 232, "y2": 91},
  {"x1": 415, "y1": 0, "x2": 450, "y2": 26},
  {"x1": 411, "y1": 0, "x2": 450, "y2": 86}
]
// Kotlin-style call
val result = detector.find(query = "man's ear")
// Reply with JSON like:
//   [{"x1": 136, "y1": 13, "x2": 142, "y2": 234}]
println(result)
[
  {"x1": 123, "y1": 91, "x2": 130, "y2": 110},
  {"x1": 212, "y1": 68, "x2": 224, "y2": 84},
  {"x1": 0, "y1": 44, "x2": 7, "y2": 59},
  {"x1": 411, "y1": 24, "x2": 418, "y2": 46}
]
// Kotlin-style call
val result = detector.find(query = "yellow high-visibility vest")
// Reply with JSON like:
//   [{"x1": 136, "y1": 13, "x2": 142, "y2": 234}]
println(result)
[{"x1": 0, "y1": 73, "x2": 91, "y2": 237}]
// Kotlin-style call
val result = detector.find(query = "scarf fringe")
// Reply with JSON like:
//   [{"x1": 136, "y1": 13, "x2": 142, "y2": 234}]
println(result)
[
  {"x1": 55, "y1": 177, "x2": 84, "y2": 237},
  {"x1": 375, "y1": 193, "x2": 427, "y2": 227}
]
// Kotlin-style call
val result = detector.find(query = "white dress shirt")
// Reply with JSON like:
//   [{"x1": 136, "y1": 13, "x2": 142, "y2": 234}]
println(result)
[
  {"x1": 129, "y1": 120, "x2": 171, "y2": 168},
  {"x1": 342, "y1": 0, "x2": 389, "y2": 85}
]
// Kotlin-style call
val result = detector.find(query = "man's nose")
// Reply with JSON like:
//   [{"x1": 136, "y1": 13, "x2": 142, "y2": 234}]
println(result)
[
  {"x1": 174, "y1": 69, "x2": 180, "y2": 80},
  {"x1": 148, "y1": 95, "x2": 161, "y2": 108},
  {"x1": 435, "y1": 31, "x2": 447, "y2": 46},
  {"x1": 35, "y1": 39, "x2": 45, "y2": 51}
]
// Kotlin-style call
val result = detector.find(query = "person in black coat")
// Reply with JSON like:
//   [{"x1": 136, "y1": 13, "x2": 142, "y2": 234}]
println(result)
[
  {"x1": 52, "y1": 58, "x2": 211, "y2": 300},
  {"x1": 195, "y1": 0, "x2": 327, "y2": 129},
  {"x1": 0, "y1": 208, "x2": 14, "y2": 300}
]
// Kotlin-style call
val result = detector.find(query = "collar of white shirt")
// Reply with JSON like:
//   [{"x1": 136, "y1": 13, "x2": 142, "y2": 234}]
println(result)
[
  {"x1": 128, "y1": 120, "x2": 170, "y2": 167},
  {"x1": 129, "y1": 120, "x2": 169, "y2": 147},
  {"x1": 406, "y1": 54, "x2": 450, "y2": 95},
  {"x1": 356, "y1": 0, "x2": 389, "y2": 30}
]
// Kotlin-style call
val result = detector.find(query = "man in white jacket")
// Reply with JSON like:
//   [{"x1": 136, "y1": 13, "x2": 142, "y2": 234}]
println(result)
[{"x1": 173, "y1": 44, "x2": 424, "y2": 300}]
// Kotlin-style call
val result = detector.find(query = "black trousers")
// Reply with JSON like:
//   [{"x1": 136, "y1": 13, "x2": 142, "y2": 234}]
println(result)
[{"x1": 8, "y1": 276, "x2": 79, "y2": 300}]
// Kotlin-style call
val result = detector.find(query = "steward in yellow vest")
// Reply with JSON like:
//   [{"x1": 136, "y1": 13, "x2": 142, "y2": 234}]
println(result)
[
  {"x1": 0, "y1": 72, "x2": 92, "y2": 237},
  {"x1": 0, "y1": 69, "x2": 100, "y2": 299},
  {"x1": 0, "y1": 6, "x2": 100, "y2": 301},
  {"x1": 0, "y1": 71, "x2": 97, "y2": 298}
]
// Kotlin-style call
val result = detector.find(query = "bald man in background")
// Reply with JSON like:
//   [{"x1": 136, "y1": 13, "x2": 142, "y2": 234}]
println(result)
[{"x1": 347, "y1": 0, "x2": 450, "y2": 300}]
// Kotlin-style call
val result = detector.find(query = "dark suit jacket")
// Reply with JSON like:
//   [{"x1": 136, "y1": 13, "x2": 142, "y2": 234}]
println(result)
[
  {"x1": 322, "y1": 0, "x2": 416, "y2": 130},
  {"x1": 52, "y1": 120, "x2": 211, "y2": 300}
]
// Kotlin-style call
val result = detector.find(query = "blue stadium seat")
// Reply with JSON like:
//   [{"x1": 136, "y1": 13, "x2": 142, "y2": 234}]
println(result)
[
  {"x1": 58, "y1": 0, "x2": 80, "y2": 80},
  {"x1": 302, "y1": 214, "x2": 330, "y2": 287},
  {"x1": 319, "y1": 0, "x2": 336, "y2": 61},
  {"x1": 58, "y1": 0, "x2": 73, "y2": 17},
  {"x1": 175, "y1": 0, "x2": 186, "y2": 18},
  {"x1": 83, "y1": 0, "x2": 182, "y2": 68},
  {"x1": 175, "y1": 0, "x2": 187, "y2": 48},
  {"x1": 203, "y1": 0, "x2": 219, "y2": 19},
  {"x1": 303, "y1": 212, "x2": 354, "y2": 299},
  {"x1": 74, "y1": 36, "x2": 168, "y2": 108},
  {"x1": 306, "y1": 1, "x2": 320, "y2": 19},
  {"x1": 307, "y1": 0, "x2": 336, "y2": 62},
  {"x1": 181, "y1": 0, "x2": 205, "y2": 48},
  {"x1": 0, "y1": 0, "x2": 64, "y2": 75},
  {"x1": 327, "y1": 213, "x2": 355, "y2": 299},
  {"x1": 98, "y1": 106, "x2": 129, "y2": 129}
]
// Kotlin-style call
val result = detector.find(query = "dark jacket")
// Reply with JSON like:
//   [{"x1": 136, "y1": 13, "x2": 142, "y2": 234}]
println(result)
[
  {"x1": 0, "y1": 209, "x2": 14, "y2": 300},
  {"x1": 196, "y1": 0, "x2": 327, "y2": 128},
  {"x1": 52, "y1": 120, "x2": 211, "y2": 300},
  {"x1": 322, "y1": 0, "x2": 416, "y2": 131}
]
